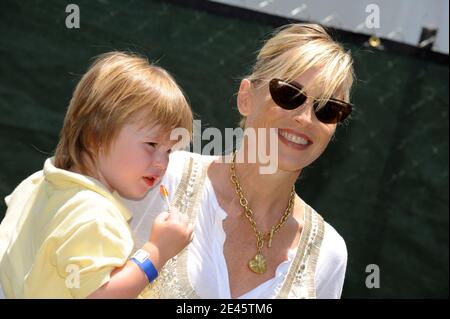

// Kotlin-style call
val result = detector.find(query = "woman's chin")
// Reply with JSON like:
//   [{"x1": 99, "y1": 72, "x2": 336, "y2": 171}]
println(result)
[
  {"x1": 275, "y1": 154, "x2": 307, "y2": 173},
  {"x1": 277, "y1": 163, "x2": 304, "y2": 174}
]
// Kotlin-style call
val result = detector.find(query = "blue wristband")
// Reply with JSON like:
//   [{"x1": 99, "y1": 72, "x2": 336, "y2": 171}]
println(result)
[{"x1": 130, "y1": 250, "x2": 158, "y2": 283}]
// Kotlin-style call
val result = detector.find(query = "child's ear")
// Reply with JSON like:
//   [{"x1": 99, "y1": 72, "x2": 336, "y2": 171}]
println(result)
[{"x1": 237, "y1": 79, "x2": 253, "y2": 117}]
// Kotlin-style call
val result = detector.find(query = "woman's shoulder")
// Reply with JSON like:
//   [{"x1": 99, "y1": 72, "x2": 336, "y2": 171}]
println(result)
[
  {"x1": 321, "y1": 221, "x2": 348, "y2": 263},
  {"x1": 300, "y1": 199, "x2": 347, "y2": 264},
  {"x1": 301, "y1": 199, "x2": 347, "y2": 268},
  {"x1": 301, "y1": 203, "x2": 347, "y2": 298},
  {"x1": 314, "y1": 220, "x2": 348, "y2": 298}
]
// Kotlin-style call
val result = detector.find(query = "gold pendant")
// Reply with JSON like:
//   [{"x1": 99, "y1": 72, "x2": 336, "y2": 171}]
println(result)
[{"x1": 248, "y1": 253, "x2": 267, "y2": 274}]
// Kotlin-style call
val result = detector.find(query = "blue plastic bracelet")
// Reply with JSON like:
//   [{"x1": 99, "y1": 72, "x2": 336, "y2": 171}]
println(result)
[{"x1": 130, "y1": 257, "x2": 158, "y2": 283}]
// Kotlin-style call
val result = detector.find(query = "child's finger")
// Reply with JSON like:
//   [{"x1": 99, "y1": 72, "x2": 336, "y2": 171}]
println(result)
[
  {"x1": 155, "y1": 211, "x2": 170, "y2": 222},
  {"x1": 167, "y1": 209, "x2": 181, "y2": 222}
]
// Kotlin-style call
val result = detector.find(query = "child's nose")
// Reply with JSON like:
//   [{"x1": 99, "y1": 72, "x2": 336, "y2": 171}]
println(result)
[{"x1": 152, "y1": 152, "x2": 169, "y2": 170}]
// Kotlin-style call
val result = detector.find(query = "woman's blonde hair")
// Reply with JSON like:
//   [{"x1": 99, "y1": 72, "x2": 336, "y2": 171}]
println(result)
[
  {"x1": 241, "y1": 23, "x2": 354, "y2": 128},
  {"x1": 54, "y1": 51, "x2": 193, "y2": 174}
]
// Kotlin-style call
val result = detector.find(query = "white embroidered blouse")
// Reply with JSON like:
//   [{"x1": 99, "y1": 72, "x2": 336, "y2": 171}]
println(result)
[{"x1": 123, "y1": 151, "x2": 347, "y2": 299}]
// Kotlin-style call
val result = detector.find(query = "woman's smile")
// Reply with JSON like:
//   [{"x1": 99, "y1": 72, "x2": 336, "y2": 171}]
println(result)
[{"x1": 278, "y1": 128, "x2": 313, "y2": 151}]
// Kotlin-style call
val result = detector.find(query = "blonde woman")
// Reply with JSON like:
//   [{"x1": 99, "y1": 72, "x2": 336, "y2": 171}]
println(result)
[{"x1": 126, "y1": 23, "x2": 354, "y2": 299}]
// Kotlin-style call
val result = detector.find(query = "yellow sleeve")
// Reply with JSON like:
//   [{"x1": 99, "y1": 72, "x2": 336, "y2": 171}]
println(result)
[{"x1": 51, "y1": 207, "x2": 134, "y2": 299}]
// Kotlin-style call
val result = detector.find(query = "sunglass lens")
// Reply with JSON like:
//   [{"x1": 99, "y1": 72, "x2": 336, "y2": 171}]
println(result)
[
  {"x1": 314, "y1": 101, "x2": 352, "y2": 124},
  {"x1": 270, "y1": 79, "x2": 307, "y2": 110}
]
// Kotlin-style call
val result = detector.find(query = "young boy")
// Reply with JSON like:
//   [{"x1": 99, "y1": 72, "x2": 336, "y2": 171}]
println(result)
[{"x1": 0, "y1": 52, "x2": 193, "y2": 298}]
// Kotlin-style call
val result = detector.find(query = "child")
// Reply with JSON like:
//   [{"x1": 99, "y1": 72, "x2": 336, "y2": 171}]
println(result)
[{"x1": 0, "y1": 52, "x2": 194, "y2": 298}]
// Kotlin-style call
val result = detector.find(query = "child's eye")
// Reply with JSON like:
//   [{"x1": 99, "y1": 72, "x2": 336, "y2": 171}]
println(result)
[{"x1": 146, "y1": 142, "x2": 157, "y2": 148}]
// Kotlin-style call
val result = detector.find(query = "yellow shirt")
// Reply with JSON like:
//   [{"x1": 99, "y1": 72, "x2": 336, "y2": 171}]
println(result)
[{"x1": 0, "y1": 158, "x2": 134, "y2": 298}]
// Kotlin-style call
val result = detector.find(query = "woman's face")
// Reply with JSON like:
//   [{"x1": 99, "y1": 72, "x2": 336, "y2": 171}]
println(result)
[{"x1": 242, "y1": 67, "x2": 338, "y2": 173}]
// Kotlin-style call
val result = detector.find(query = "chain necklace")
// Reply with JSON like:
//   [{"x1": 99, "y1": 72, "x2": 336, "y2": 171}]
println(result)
[{"x1": 230, "y1": 151, "x2": 296, "y2": 274}]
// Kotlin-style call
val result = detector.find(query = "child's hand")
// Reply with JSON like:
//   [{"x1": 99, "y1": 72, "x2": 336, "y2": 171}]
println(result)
[{"x1": 144, "y1": 208, "x2": 193, "y2": 268}]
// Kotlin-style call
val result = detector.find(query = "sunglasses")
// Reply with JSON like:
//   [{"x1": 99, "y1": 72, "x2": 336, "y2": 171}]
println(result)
[{"x1": 269, "y1": 78, "x2": 353, "y2": 124}]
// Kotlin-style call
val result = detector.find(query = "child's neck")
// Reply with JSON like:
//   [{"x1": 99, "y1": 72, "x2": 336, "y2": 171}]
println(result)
[{"x1": 69, "y1": 164, "x2": 115, "y2": 194}]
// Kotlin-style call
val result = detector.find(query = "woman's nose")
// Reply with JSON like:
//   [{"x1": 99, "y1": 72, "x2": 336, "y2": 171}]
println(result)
[{"x1": 293, "y1": 100, "x2": 316, "y2": 125}]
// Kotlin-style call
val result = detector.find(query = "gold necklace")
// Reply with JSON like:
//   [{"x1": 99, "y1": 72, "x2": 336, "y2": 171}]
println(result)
[{"x1": 230, "y1": 151, "x2": 296, "y2": 274}]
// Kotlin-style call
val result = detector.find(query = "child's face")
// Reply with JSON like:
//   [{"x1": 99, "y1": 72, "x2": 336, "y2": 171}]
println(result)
[{"x1": 96, "y1": 122, "x2": 176, "y2": 199}]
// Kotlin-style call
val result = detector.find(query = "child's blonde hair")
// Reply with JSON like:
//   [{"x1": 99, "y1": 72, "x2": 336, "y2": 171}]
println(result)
[
  {"x1": 54, "y1": 51, "x2": 193, "y2": 174},
  {"x1": 241, "y1": 23, "x2": 354, "y2": 128}
]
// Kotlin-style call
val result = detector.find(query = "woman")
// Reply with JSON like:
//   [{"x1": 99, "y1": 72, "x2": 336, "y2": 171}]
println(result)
[{"x1": 124, "y1": 23, "x2": 354, "y2": 299}]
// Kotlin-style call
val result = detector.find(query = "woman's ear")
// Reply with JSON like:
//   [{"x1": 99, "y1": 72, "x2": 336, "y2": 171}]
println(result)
[{"x1": 237, "y1": 79, "x2": 253, "y2": 117}]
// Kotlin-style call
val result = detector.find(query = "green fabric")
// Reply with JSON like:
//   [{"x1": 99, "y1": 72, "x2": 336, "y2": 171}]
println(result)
[{"x1": 0, "y1": 0, "x2": 448, "y2": 298}]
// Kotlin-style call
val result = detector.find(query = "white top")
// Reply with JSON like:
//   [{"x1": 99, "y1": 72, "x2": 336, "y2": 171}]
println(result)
[{"x1": 123, "y1": 151, "x2": 347, "y2": 299}]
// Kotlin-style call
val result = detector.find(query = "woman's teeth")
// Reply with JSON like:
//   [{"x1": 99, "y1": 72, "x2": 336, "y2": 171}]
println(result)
[{"x1": 280, "y1": 131, "x2": 309, "y2": 145}]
